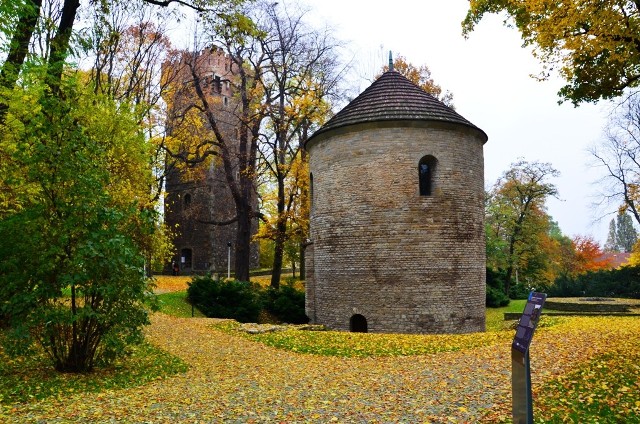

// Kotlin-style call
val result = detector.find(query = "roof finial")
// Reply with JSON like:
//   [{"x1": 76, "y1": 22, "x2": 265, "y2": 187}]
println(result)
[{"x1": 388, "y1": 50, "x2": 394, "y2": 72}]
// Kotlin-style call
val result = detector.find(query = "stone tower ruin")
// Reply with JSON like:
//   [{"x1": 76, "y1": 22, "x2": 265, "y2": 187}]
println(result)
[
  {"x1": 305, "y1": 69, "x2": 488, "y2": 334},
  {"x1": 163, "y1": 48, "x2": 259, "y2": 274}
]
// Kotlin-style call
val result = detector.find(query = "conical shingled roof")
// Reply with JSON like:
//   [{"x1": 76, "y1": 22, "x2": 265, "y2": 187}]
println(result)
[{"x1": 307, "y1": 71, "x2": 487, "y2": 145}]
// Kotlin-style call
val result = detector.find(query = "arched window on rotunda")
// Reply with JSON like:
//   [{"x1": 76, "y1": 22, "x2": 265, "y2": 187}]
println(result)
[{"x1": 419, "y1": 155, "x2": 438, "y2": 196}]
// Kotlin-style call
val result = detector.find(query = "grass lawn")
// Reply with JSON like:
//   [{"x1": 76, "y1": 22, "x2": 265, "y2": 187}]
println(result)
[
  {"x1": 156, "y1": 290, "x2": 205, "y2": 318},
  {"x1": 486, "y1": 299, "x2": 528, "y2": 331}
]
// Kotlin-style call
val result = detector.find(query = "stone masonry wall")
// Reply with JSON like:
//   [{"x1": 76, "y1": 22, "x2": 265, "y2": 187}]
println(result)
[{"x1": 306, "y1": 122, "x2": 486, "y2": 334}]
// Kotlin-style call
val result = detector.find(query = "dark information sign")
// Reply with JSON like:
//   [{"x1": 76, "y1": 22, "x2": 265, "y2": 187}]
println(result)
[{"x1": 512, "y1": 292, "x2": 546, "y2": 354}]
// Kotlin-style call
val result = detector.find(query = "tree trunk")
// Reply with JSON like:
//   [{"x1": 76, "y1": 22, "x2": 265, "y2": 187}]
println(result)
[
  {"x1": 269, "y1": 93, "x2": 287, "y2": 288},
  {"x1": 299, "y1": 242, "x2": 306, "y2": 280},
  {"x1": 46, "y1": 0, "x2": 80, "y2": 92},
  {"x1": 504, "y1": 264, "x2": 513, "y2": 297},
  {"x1": 271, "y1": 231, "x2": 284, "y2": 289},
  {"x1": 234, "y1": 203, "x2": 252, "y2": 282},
  {"x1": 0, "y1": 0, "x2": 43, "y2": 122},
  {"x1": 504, "y1": 231, "x2": 519, "y2": 296},
  {"x1": 270, "y1": 179, "x2": 287, "y2": 288}
]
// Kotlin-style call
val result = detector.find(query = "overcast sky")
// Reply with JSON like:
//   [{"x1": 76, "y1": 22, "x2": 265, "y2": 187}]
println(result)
[{"x1": 304, "y1": 0, "x2": 616, "y2": 243}]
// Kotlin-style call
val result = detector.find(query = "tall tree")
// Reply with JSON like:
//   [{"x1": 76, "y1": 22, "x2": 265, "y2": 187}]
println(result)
[
  {"x1": 604, "y1": 218, "x2": 618, "y2": 252},
  {"x1": 164, "y1": 1, "x2": 342, "y2": 284},
  {"x1": 163, "y1": 6, "x2": 264, "y2": 282},
  {"x1": 463, "y1": 0, "x2": 640, "y2": 104},
  {"x1": 485, "y1": 160, "x2": 559, "y2": 295},
  {"x1": 0, "y1": 0, "x2": 43, "y2": 121},
  {"x1": 591, "y1": 94, "x2": 640, "y2": 228},
  {"x1": 616, "y1": 211, "x2": 638, "y2": 253},
  {"x1": 256, "y1": 1, "x2": 340, "y2": 288},
  {"x1": 86, "y1": 3, "x2": 175, "y2": 204}
]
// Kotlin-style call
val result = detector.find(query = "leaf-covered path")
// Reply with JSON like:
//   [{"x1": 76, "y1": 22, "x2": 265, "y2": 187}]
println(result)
[{"x1": 6, "y1": 314, "x2": 640, "y2": 423}]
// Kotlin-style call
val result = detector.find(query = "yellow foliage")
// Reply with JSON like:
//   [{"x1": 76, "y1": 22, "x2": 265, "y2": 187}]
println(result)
[{"x1": 464, "y1": 0, "x2": 640, "y2": 103}]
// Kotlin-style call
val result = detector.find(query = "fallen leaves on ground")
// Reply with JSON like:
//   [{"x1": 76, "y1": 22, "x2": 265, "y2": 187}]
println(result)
[
  {"x1": 223, "y1": 321, "x2": 514, "y2": 357},
  {"x1": 3, "y1": 314, "x2": 640, "y2": 423},
  {"x1": 531, "y1": 336, "x2": 640, "y2": 423},
  {"x1": 153, "y1": 276, "x2": 192, "y2": 293},
  {"x1": 0, "y1": 342, "x2": 187, "y2": 405}
]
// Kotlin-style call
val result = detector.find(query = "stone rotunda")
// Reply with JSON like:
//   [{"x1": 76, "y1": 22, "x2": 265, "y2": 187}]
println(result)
[{"x1": 304, "y1": 68, "x2": 488, "y2": 334}]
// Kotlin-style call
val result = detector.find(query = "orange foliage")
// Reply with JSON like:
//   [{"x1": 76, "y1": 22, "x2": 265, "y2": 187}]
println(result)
[{"x1": 573, "y1": 235, "x2": 612, "y2": 274}]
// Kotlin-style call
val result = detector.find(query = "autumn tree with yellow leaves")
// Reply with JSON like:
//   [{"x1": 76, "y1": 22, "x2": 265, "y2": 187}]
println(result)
[
  {"x1": 163, "y1": 2, "x2": 342, "y2": 285},
  {"x1": 256, "y1": 2, "x2": 341, "y2": 287},
  {"x1": 0, "y1": 0, "x2": 191, "y2": 372},
  {"x1": 463, "y1": 0, "x2": 640, "y2": 104},
  {"x1": 485, "y1": 160, "x2": 559, "y2": 295}
]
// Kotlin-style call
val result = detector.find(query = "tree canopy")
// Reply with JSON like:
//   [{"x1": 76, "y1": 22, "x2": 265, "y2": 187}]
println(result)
[
  {"x1": 485, "y1": 160, "x2": 559, "y2": 294},
  {"x1": 463, "y1": 0, "x2": 640, "y2": 104}
]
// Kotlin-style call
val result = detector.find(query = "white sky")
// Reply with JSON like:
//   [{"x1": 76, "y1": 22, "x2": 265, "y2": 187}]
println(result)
[{"x1": 305, "y1": 0, "x2": 616, "y2": 243}]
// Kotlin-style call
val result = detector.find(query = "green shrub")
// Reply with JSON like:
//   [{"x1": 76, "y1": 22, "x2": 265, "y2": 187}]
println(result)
[
  {"x1": 262, "y1": 283, "x2": 308, "y2": 324},
  {"x1": 187, "y1": 276, "x2": 308, "y2": 324},
  {"x1": 486, "y1": 268, "x2": 510, "y2": 307},
  {"x1": 486, "y1": 285, "x2": 510, "y2": 307},
  {"x1": 187, "y1": 276, "x2": 262, "y2": 323},
  {"x1": 509, "y1": 282, "x2": 533, "y2": 300}
]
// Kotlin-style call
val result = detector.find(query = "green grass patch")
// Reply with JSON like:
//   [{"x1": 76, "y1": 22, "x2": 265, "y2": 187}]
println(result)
[
  {"x1": 209, "y1": 299, "x2": 569, "y2": 357},
  {"x1": 157, "y1": 290, "x2": 205, "y2": 318},
  {"x1": 534, "y1": 349, "x2": 640, "y2": 422},
  {"x1": 0, "y1": 341, "x2": 188, "y2": 404},
  {"x1": 213, "y1": 321, "x2": 512, "y2": 357},
  {"x1": 486, "y1": 299, "x2": 528, "y2": 331}
]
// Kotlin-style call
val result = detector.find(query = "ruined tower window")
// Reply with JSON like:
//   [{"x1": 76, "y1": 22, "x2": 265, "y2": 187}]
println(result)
[
  {"x1": 350, "y1": 314, "x2": 368, "y2": 333},
  {"x1": 419, "y1": 155, "x2": 438, "y2": 196},
  {"x1": 180, "y1": 248, "x2": 192, "y2": 269},
  {"x1": 184, "y1": 193, "x2": 192, "y2": 208},
  {"x1": 223, "y1": 96, "x2": 228, "y2": 107}
]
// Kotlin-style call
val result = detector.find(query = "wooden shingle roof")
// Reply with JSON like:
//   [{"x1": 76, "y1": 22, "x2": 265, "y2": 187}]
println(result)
[{"x1": 307, "y1": 70, "x2": 487, "y2": 145}]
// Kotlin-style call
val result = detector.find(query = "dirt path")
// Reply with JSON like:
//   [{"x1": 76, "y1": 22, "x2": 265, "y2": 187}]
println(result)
[{"x1": 5, "y1": 314, "x2": 639, "y2": 423}]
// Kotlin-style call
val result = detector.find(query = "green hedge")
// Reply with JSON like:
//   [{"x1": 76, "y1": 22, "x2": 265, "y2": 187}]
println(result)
[
  {"x1": 187, "y1": 276, "x2": 308, "y2": 324},
  {"x1": 550, "y1": 266, "x2": 640, "y2": 299}
]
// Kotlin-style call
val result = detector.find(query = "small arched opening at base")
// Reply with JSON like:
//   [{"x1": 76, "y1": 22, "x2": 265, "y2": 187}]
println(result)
[{"x1": 350, "y1": 314, "x2": 368, "y2": 333}]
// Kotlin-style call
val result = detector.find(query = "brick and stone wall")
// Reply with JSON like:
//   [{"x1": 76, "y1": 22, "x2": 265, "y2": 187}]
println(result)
[
  {"x1": 306, "y1": 121, "x2": 486, "y2": 334},
  {"x1": 164, "y1": 162, "x2": 259, "y2": 274}
]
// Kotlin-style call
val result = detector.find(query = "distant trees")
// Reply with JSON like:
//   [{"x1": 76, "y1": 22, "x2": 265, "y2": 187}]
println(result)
[
  {"x1": 463, "y1": 0, "x2": 640, "y2": 104},
  {"x1": 571, "y1": 236, "x2": 612, "y2": 274},
  {"x1": 604, "y1": 212, "x2": 638, "y2": 253},
  {"x1": 486, "y1": 160, "x2": 614, "y2": 297},
  {"x1": 485, "y1": 160, "x2": 559, "y2": 295}
]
